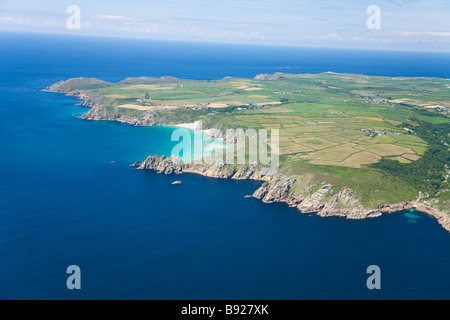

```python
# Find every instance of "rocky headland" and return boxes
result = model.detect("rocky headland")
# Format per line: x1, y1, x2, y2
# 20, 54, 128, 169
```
43, 78, 172, 127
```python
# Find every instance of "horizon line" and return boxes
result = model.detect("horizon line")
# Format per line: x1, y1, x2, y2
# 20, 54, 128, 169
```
2, 29, 450, 55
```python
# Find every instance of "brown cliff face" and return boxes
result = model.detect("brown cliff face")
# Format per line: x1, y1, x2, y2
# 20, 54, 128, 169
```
252, 177, 373, 218
135, 155, 450, 232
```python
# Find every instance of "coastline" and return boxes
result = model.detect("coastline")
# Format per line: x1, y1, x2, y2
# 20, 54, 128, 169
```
135, 154, 450, 233
43, 79, 450, 234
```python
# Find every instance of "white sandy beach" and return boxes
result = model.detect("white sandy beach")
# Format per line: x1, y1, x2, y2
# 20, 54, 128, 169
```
174, 121, 230, 162
175, 120, 202, 130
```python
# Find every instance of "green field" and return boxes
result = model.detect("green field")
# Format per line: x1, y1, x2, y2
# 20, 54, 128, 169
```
48, 73, 450, 209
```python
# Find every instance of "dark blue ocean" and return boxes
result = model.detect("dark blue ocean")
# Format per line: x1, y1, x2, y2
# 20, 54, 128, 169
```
0, 32, 449, 300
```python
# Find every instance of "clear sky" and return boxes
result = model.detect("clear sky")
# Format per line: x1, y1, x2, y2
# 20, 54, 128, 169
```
1, 0, 449, 52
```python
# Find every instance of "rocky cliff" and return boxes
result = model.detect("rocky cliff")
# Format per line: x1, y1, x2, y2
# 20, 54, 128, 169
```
43, 78, 111, 109
79, 106, 168, 126
135, 154, 450, 232
43, 79, 169, 127
137, 155, 272, 180
253, 176, 382, 219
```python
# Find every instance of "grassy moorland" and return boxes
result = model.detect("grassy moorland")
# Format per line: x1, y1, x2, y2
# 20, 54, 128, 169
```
47, 72, 450, 211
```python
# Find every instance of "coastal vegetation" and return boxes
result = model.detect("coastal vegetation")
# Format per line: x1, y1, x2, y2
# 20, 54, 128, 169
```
44, 72, 450, 216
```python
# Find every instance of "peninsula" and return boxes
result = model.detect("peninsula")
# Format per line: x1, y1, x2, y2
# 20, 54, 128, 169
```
44, 72, 450, 232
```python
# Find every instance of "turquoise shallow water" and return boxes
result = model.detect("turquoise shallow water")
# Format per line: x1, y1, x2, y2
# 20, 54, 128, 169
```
405, 213, 421, 220
0, 32, 449, 299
